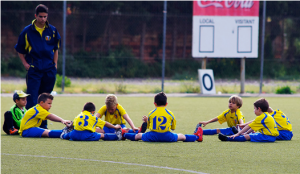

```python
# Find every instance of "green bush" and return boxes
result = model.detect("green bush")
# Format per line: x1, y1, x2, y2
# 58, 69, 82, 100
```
55, 74, 71, 87
275, 86, 293, 94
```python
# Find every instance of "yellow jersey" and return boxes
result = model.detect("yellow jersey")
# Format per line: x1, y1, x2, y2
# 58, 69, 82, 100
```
270, 109, 292, 131
73, 110, 106, 132
217, 109, 245, 127
19, 104, 50, 135
97, 104, 127, 125
249, 112, 279, 136
147, 106, 176, 133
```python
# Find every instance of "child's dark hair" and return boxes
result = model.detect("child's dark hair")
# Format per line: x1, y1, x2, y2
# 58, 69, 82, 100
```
38, 93, 53, 103
83, 102, 96, 112
35, 4, 48, 15
254, 98, 269, 112
154, 92, 167, 106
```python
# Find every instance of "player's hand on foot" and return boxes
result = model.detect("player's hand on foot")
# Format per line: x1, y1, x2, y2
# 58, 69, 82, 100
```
62, 120, 72, 126
199, 121, 208, 127
132, 127, 139, 132
115, 124, 122, 129
229, 134, 238, 139
142, 116, 148, 122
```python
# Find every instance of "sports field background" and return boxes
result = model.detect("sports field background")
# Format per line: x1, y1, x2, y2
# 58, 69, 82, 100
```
1, 95, 299, 173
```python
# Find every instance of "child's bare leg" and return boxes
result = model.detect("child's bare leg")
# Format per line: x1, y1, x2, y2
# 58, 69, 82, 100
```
41, 129, 50, 137
135, 133, 143, 140
244, 134, 251, 140
96, 127, 105, 133
177, 133, 186, 141
216, 129, 220, 133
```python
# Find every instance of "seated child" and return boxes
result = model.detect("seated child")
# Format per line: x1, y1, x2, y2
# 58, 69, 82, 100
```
19, 93, 72, 138
124, 92, 203, 142
60, 102, 124, 141
218, 98, 279, 142
196, 95, 244, 136
95, 94, 147, 134
3, 90, 29, 135
238, 107, 292, 141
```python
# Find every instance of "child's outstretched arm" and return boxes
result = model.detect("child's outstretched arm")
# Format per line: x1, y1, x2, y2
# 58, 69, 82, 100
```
46, 114, 72, 125
199, 117, 218, 127
123, 114, 138, 131
229, 125, 251, 139
95, 113, 101, 118
238, 120, 254, 129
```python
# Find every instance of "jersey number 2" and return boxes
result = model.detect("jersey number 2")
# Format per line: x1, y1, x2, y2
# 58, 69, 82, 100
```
152, 116, 167, 130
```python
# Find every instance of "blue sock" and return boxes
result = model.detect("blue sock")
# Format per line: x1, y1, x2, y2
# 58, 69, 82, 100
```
124, 133, 137, 141
62, 132, 71, 140
220, 128, 234, 136
128, 130, 139, 134
49, 130, 63, 138
227, 135, 247, 142
103, 133, 118, 141
203, 129, 217, 135
183, 134, 198, 142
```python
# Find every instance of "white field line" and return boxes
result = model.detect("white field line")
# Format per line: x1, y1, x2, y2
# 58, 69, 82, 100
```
2, 153, 208, 174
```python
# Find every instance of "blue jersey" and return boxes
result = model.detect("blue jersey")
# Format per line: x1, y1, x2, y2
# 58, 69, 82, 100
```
15, 20, 61, 71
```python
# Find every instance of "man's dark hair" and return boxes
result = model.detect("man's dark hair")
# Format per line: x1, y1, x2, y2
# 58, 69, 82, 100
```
154, 92, 167, 106
35, 4, 48, 15
83, 102, 96, 112
254, 98, 269, 112
38, 93, 53, 103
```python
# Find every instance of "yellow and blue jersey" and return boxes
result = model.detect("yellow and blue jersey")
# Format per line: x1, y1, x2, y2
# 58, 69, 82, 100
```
19, 104, 50, 135
270, 109, 292, 132
97, 104, 127, 125
217, 109, 245, 127
73, 111, 106, 132
14, 19, 61, 71
249, 112, 279, 136
147, 107, 176, 133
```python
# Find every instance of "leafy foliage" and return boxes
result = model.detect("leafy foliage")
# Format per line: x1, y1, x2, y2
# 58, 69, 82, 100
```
55, 74, 71, 87
275, 86, 294, 94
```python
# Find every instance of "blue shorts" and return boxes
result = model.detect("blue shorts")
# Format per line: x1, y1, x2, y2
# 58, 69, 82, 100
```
141, 131, 178, 142
249, 133, 276, 142
69, 130, 101, 141
276, 130, 293, 140
103, 124, 126, 133
21, 127, 46, 138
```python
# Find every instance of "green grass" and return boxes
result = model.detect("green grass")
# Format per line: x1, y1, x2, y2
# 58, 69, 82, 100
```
1, 96, 300, 174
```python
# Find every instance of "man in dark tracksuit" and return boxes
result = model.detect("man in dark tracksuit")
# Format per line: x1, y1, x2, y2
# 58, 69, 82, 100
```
15, 4, 61, 129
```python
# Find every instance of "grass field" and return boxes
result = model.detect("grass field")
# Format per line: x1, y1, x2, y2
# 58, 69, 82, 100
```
1, 96, 299, 174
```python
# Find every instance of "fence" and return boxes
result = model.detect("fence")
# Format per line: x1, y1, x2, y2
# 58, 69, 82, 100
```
1, 9, 300, 80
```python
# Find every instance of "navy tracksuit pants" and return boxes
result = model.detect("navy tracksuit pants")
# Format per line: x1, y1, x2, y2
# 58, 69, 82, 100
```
26, 66, 57, 129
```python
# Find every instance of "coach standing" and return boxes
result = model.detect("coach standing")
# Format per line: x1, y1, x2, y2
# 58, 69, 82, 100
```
15, 4, 61, 129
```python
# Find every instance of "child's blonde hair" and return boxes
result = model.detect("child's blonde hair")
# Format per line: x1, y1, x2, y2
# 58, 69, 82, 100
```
229, 95, 243, 108
105, 94, 118, 107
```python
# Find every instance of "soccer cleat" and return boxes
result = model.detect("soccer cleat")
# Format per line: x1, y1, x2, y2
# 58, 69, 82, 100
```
218, 133, 228, 141
138, 122, 147, 133
60, 126, 72, 139
115, 128, 123, 140
9, 128, 19, 135
194, 127, 203, 142
231, 126, 238, 134
194, 123, 202, 134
